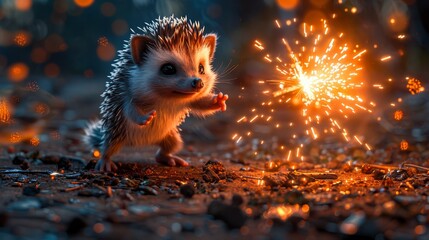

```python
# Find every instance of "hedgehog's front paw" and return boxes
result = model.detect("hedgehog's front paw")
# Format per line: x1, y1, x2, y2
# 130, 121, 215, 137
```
95, 159, 118, 172
213, 92, 228, 112
138, 110, 156, 126
156, 151, 189, 167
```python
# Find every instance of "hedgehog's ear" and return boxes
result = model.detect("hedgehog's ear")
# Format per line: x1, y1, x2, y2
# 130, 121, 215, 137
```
203, 34, 217, 61
131, 36, 155, 65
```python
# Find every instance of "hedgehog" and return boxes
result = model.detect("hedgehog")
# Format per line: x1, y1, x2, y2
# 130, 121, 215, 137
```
84, 16, 228, 171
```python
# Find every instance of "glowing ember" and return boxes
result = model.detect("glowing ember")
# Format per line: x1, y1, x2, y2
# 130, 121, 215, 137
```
406, 77, 424, 95
93, 150, 101, 158
97, 36, 109, 47
393, 110, 403, 121
0, 98, 11, 123
10, 132, 22, 143
400, 140, 408, 151
30, 136, 40, 146
234, 17, 375, 157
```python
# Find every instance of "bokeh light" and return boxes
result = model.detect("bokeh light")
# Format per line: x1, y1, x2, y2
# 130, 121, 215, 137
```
387, 11, 409, 32
15, 0, 33, 11
98, 36, 109, 47
393, 110, 403, 121
276, 0, 300, 10
31, 47, 48, 63
309, 0, 329, 8
406, 77, 424, 95
101, 2, 116, 17
303, 10, 326, 26
10, 132, 22, 143
30, 136, 40, 146
112, 19, 128, 36
74, 0, 94, 8
34, 103, 50, 116
0, 98, 11, 123
44, 63, 60, 78
97, 43, 116, 61
400, 140, 408, 151
8, 63, 29, 82
14, 31, 31, 47
44, 34, 67, 53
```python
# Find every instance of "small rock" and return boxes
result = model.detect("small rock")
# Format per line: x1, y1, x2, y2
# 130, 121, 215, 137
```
23, 185, 40, 196
12, 155, 26, 165
232, 194, 244, 206
20, 161, 30, 170
180, 183, 195, 198
386, 169, 409, 181
207, 200, 247, 229
66, 217, 87, 236
284, 190, 308, 205
139, 186, 158, 196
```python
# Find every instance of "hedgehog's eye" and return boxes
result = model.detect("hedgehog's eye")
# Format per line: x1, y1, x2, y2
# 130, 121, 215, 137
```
160, 63, 176, 75
198, 63, 205, 75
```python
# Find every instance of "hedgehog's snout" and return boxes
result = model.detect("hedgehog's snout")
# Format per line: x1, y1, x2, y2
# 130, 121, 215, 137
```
191, 78, 204, 90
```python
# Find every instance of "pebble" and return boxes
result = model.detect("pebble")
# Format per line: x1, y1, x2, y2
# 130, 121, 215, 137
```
180, 183, 195, 198
207, 200, 247, 229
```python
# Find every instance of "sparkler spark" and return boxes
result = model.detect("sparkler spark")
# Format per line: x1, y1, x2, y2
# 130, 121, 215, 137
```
233, 17, 376, 159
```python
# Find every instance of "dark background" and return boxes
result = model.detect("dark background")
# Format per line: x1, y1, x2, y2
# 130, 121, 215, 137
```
0, 0, 428, 148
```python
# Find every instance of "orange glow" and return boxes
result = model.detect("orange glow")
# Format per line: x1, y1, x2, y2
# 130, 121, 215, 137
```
10, 132, 22, 143
387, 12, 409, 32
31, 48, 48, 63
276, 0, 300, 10
234, 17, 375, 154
30, 136, 40, 146
97, 43, 116, 61
15, 0, 32, 11
303, 10, 326, 26
74, 0, 94, 8
93, 150, 101, 158
98, 36, 109, 47
8, 63, 29, 82
394, 110, 403, 121
34, 103, 49, 116
101, 2, 116, 17
0, 99, 11, 123
14, 31, 31, 46
44, 34, 67, 53
406, 77, 424, 95
310, 0, 329, 8
400, 140, 408, 151
93, 223, 105, 233
44, 63, 60, 78
112, 19, 128, 36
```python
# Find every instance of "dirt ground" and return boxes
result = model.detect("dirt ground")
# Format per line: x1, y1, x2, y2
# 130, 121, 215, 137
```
0, 138, 428, 240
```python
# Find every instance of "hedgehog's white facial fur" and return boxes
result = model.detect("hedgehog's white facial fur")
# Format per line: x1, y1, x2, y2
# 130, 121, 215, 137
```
129, 44, 216, 105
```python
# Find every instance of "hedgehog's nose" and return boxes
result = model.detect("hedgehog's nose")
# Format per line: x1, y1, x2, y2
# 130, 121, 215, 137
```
191, 78, 204, 90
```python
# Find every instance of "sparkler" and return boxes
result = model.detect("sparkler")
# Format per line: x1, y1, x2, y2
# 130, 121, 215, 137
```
233, 17, 376, 160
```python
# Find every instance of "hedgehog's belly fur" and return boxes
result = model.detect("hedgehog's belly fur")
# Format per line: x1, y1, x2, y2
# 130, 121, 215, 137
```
124, 110, 186, 146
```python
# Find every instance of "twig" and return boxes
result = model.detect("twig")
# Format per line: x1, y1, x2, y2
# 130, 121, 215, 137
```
401, 163, 429, 172
61, 185, 84, 192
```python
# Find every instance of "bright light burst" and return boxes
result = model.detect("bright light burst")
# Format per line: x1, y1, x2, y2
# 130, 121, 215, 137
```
233, 17, 376, 159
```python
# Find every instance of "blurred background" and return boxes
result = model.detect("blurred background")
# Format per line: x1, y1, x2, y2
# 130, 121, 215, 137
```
0, 0, 428, 154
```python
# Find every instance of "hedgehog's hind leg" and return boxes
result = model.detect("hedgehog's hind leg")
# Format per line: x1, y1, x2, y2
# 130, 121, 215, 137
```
156, 130, 189, 167
96, 140, 122, 172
